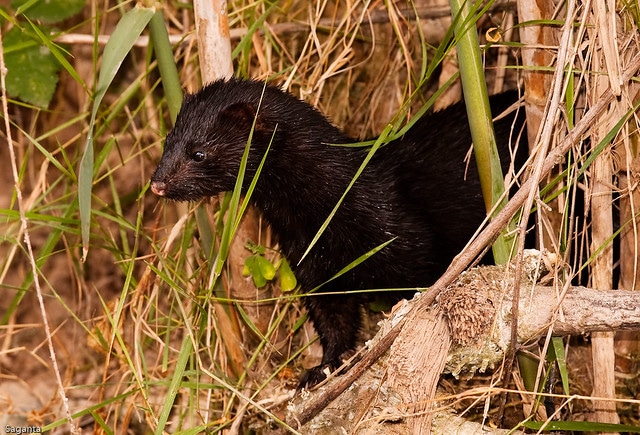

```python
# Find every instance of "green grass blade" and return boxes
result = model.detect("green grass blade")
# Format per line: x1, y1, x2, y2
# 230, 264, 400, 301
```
299, 123, 395, 264
231, 1, 278, 61
551, 337, 570, 395
41, 391, 137, 432
148, 10, 182, 123
155, 335, 192, 434
211, 84, 270, 288
234, 128, 275, 232
310, 237, 397, 293
26, 17, 86, 90
78, 4, 155, 261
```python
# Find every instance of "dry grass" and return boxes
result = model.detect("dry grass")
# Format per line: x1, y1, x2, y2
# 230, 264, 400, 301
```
0, 0, 639, 433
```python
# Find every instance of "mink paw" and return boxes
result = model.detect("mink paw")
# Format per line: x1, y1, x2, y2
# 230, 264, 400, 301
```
297, 363, 338, 391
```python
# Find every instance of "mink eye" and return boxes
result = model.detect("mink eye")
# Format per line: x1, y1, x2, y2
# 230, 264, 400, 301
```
192, 151, 206, 162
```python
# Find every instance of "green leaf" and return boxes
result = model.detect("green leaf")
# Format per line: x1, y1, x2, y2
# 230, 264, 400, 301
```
278, 258, 297, 292
255, 255, 276, 280
242, 263, 251, 277
252, 273, 267, 288
3, 26, 61, 107
12, 0, 85, 23
245, 256, 267, 288
78, 4, 155, 261
368, 298, 394, 312
449, 0, 515, 263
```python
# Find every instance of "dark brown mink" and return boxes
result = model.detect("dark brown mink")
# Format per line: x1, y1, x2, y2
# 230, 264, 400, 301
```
150, 78, 528, 389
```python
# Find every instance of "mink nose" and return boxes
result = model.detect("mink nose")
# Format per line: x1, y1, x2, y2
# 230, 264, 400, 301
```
150, 180, 167, 197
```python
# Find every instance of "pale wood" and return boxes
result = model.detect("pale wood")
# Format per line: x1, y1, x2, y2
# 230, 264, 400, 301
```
193, 0, 233, 82
386, 309, 451, 434
588, 1, 621, 428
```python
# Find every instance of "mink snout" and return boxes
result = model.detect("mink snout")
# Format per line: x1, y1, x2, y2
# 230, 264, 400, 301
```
150, 181, 167, 197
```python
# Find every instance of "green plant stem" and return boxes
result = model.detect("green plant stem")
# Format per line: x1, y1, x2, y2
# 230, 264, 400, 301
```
449, 0, 514, 264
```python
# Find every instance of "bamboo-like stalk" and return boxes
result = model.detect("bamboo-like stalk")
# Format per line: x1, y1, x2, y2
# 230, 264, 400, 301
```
449, 0, 514, 265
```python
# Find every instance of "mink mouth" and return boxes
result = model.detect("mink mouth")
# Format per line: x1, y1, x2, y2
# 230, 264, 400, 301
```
149, 179, 211, 202
149, 180, 168, 197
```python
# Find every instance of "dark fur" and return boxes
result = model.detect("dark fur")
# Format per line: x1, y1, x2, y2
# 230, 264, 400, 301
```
150, 78, 527, 388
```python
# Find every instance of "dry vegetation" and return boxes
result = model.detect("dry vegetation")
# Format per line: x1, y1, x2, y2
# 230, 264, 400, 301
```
1, 0, 639, 433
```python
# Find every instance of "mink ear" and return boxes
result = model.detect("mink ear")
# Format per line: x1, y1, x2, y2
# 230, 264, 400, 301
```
219, 102, 264, 131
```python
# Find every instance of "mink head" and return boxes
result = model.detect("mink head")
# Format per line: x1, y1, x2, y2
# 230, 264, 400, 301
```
150, 79, 289, 201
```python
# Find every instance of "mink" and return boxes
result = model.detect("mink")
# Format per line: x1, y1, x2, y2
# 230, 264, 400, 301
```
150, 78, 527, 388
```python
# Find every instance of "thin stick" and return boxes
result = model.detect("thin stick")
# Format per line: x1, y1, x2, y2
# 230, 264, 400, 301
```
53, 2, 518, 47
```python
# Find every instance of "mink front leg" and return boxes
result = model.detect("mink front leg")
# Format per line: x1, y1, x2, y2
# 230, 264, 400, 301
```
298, 294, 362, 389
